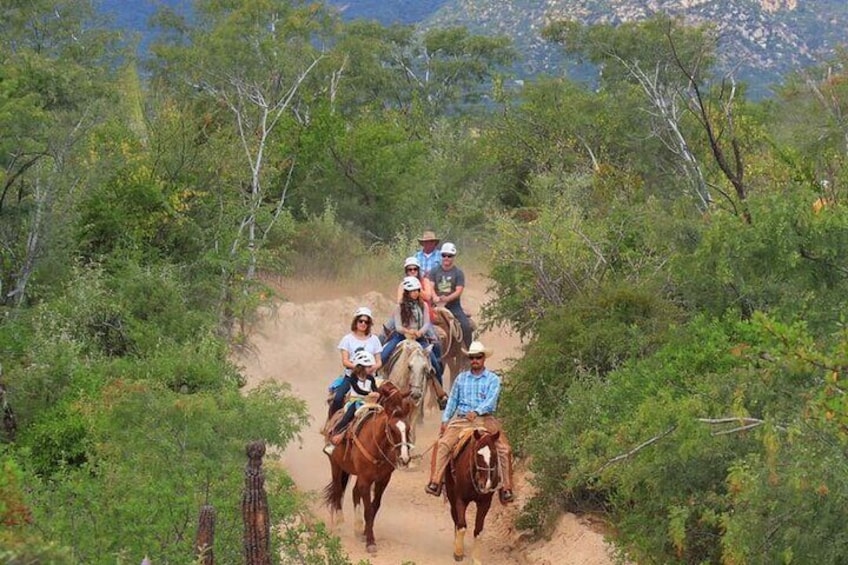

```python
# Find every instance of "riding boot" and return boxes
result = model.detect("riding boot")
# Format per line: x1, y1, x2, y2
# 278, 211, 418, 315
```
428, 375, 448, 409
498, 453, 514, 504
427, 439, 449, 495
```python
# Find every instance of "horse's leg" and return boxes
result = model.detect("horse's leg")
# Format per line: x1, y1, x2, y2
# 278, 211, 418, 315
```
418, 394, 426, 423
453, 498, 469, 561
471, 495, 493, 565
372, 472, 392, 515
351, 478, 364, 538
356, 478, 378, 553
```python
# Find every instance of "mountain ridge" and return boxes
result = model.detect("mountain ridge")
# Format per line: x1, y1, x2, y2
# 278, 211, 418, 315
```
422, 0, 848, 96
97, 1, 848, 98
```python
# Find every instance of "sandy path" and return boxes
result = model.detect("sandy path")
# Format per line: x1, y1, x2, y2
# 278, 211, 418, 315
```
235, 274, 618, 564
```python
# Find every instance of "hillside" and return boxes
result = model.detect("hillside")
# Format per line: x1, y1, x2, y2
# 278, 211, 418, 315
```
97, 0, 848, 97
423, 0, 848, 97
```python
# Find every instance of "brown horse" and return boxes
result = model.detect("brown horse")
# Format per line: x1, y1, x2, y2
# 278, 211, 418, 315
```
322, 381, 414, 553
433, 307, 470, 391
444, 428, 501, 564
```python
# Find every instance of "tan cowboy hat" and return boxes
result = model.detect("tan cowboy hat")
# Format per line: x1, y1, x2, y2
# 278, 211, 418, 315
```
418, 230, 440, 243
462, 341, 492, 358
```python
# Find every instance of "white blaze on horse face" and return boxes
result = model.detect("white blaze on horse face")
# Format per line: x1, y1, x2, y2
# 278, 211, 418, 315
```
478, 445, 493, 490
407, 347, 429, 398
396, 420, 410, 464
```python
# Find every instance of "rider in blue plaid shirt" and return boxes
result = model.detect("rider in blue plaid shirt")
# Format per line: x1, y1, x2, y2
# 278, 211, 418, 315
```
425, 341, 515, 504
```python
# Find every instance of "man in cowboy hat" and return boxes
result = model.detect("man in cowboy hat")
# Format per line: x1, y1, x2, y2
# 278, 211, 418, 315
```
415, 230, 442, 277
425, 340, 515, 504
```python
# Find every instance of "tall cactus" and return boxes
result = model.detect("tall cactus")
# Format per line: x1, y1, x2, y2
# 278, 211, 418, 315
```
195, 503, 216, 564
242, 441, 271, 565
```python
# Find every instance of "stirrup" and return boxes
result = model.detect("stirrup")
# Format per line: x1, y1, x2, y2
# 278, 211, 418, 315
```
323, 443, 335, 456
425, 482, 442, 497
437, 395, 448, 410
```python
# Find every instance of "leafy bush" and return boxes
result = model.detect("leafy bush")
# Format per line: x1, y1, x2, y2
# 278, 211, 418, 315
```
500, 281, 683, 450
27, 380, 309, 562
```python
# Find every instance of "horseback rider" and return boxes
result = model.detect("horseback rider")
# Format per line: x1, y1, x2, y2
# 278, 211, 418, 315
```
415, 230, 442, 278
425, 341, 515, 504
327, 306, 383, 421
396, 256, 436, 318
323, 350, 380, 456
429, 242, 473, 349
381, 276, 447, 405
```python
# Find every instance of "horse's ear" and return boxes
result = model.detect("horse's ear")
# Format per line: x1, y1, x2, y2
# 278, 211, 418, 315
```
474, 429, 483, 440
491, 430, 500, 443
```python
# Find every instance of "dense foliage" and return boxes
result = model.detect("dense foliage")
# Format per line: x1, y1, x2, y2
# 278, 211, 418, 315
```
3, 2, 848, 563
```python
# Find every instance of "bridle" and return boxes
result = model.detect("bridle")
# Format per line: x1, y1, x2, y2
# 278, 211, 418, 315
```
348, 391, 414, 469
470, 439, 501, 495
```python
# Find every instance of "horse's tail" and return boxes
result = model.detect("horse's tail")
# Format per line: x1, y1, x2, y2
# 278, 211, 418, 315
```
322, 469, 350, 508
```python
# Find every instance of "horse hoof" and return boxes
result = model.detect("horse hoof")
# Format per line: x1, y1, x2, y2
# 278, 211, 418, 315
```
366, 544, 378, 554
453, 554, 464, 562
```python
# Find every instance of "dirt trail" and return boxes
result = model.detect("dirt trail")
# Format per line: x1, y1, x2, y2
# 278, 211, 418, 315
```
235, 273, 618, 564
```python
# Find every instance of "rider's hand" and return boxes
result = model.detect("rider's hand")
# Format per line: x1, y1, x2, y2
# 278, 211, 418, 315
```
466, 411, 477, 421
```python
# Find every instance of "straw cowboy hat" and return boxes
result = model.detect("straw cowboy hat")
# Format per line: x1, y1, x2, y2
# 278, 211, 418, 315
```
418, 230, 440, 243
462, 341, 493, 358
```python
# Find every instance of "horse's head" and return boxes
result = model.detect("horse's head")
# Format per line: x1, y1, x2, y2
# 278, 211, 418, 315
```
374, 380, 414, 465
406, 340, 431, 401
471, 429, 501, 494
376, 381, 404, 413
390, 339, 431, 401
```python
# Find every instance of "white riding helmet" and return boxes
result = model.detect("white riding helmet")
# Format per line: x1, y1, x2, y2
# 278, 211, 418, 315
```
353, 306, 373, 320
352, 350, 376, 367
440, 242, 457, 256
403, 256, 421, 269
402, 276, 422, 291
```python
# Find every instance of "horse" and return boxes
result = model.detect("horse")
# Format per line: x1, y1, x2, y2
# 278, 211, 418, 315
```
383, 338, 444, 438
444, 428, 501, 564
322, 381, 414, 553
433, 306, 471, 391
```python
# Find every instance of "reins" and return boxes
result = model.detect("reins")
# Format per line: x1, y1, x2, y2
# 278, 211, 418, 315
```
450, 435, 501, 495
349, 411, 413, 470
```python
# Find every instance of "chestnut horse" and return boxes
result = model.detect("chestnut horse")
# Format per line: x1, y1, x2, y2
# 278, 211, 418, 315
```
322, 381, 414, 553
444, 428, 501, 564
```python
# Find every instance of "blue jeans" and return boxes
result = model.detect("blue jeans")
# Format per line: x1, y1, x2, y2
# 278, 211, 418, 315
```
328, 376, 351, 419
381, 333, 444, 386
332, 400, 362, 434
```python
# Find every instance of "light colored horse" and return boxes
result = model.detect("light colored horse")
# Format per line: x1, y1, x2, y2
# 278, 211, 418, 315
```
384, 338, 439, 439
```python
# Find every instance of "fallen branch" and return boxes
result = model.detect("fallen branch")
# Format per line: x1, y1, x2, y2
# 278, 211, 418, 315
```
597, 426, 676, 474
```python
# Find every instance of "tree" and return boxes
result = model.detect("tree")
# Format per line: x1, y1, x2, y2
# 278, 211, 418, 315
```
149, 0, 338, 283
545, 15, 756, 221
0, 0, 122, 306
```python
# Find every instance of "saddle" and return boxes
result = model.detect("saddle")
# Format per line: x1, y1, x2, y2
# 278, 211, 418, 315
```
433, 307, 463, 350
323, 401, 383, 441
450, 426, 489, 459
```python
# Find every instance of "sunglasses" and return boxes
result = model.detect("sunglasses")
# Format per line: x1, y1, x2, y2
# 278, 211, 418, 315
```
468, 354, 484, 360
356, 318, 372, 324
441, 254, 455, 258
406, 267, 419, 271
